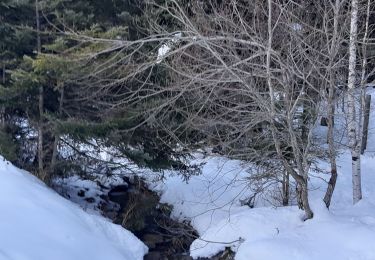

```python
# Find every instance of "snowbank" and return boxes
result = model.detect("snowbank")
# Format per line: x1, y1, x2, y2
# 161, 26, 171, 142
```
147, 89, 375, 259
50, 88, 375, 259
151, 152, 375, 260
0, 157, 147, 260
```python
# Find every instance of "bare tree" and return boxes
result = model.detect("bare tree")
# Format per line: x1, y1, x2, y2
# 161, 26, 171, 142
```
322, 0, 349, 208
120, 0, 325, 219
347, 0, 362, 204
58, 0, 375, 216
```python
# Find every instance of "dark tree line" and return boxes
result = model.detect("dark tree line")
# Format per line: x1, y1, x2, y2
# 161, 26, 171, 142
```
0, 0, 194, 183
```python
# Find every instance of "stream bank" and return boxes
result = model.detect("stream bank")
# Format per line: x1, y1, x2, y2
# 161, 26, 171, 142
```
108, 176, 196, 260
54, 174, 235, 260
108, 176, 235, 260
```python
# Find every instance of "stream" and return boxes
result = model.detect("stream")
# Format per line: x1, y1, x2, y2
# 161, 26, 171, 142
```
55, 174, 234, 260
108, 176, 196, 260
107, 176, 235, 260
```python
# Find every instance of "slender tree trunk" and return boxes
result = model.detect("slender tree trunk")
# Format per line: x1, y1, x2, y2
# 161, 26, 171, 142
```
359, 0, 371, 155
347, 0, 362, 204
324, 96, 338, 208
361, 95, 371, 154
294, 173, 313, 220
282, 171, 289, 206
323, 0, 340, 209
266, 0, 312, 218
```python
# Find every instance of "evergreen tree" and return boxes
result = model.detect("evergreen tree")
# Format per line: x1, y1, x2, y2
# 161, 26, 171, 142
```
0, 0, 193, 181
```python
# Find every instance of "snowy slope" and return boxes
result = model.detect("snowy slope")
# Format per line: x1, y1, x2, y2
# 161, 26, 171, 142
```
0, 157, 147, 260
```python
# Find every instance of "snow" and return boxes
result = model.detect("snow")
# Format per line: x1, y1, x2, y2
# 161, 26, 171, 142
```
55, 131, 375, 259
156, 32, 182, 63
44, 88, 375, 259
291, 23, 303, 31
157, 44, 172, 63
0, 157, 147, 260
143, 89, 375, 259
145, 150, 375, 260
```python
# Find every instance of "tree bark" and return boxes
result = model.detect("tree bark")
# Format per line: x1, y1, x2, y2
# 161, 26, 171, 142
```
347, 0, 362, 204
324, 84, 338, 208
361, 95, 371, 154
359, 0, 371, 155
265, 0, 312, 218
323, 0, 340, 208
282, 171, 289, 206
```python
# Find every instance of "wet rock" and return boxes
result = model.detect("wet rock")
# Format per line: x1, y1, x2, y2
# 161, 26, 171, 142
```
198, 248, 235, 260
142, 233, 165, 249
144, 251, 167, 260
108, 185, 129, 207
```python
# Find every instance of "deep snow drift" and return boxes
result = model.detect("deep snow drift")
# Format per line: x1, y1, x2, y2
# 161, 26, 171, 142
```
0, 157, 147, 260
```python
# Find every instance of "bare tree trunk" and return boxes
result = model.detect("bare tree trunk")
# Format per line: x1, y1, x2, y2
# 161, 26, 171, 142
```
324, 84, 338, 208
359, 0, 371, 155
294, 172, 313, 219
347, 0, 362, 204
324, 91, 338, 207
265, 0, 312, 218
323, 0, 341, 209
282, 171, 289, 206
361, 95, 371, 154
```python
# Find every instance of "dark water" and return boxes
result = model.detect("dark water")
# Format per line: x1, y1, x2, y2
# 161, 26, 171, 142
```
108, 177, 196, 260
107, 176, 235, 260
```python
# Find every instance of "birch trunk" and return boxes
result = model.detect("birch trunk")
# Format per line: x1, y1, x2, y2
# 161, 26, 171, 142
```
347, 0, 362, 204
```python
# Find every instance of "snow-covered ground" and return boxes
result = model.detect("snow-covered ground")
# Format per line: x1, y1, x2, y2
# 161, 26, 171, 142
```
145, 90, 375, 259
0, 157, 147, 260
148, 151, 375, 260
50, 88, 375, 260
52, 148, 375, 260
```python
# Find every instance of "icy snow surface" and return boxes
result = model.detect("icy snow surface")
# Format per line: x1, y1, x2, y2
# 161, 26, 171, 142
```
0, 157, 147, 260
